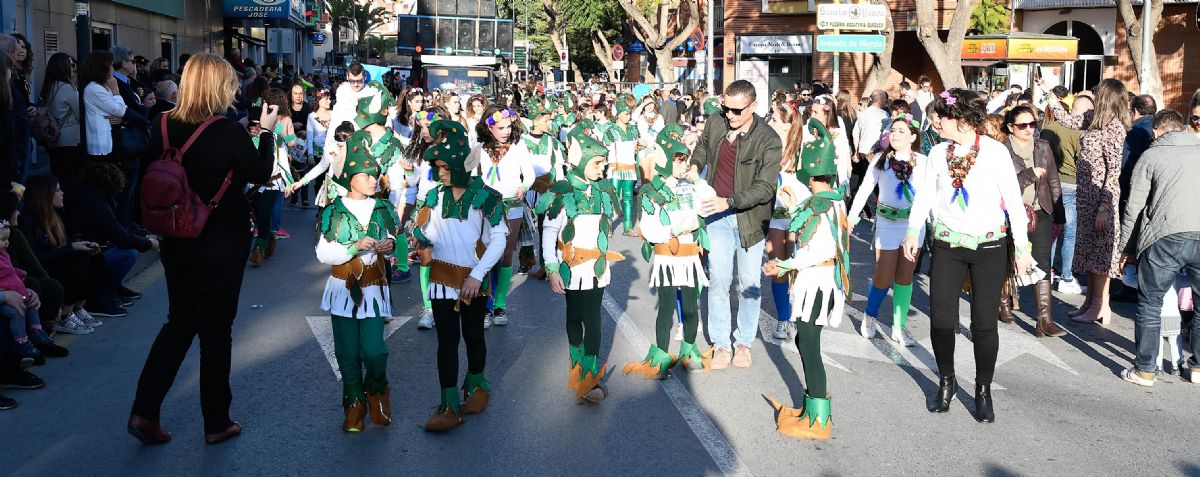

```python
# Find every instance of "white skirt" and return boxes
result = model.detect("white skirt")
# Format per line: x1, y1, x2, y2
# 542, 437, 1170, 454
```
649, 256, 709, 289
789, 266, 845, 328
321, 278, 392, 319
873, 216, 922, 250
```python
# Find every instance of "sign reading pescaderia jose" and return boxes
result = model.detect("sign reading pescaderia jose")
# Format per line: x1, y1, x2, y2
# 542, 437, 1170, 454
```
224, 0, 291, 19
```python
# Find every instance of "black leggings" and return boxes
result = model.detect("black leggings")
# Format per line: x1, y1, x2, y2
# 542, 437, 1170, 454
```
928, 239, 1007, 385
657, 286, 698, 349
431, 298, 487, 388
565, 287, 604, 356
1030, 210, 1053, 278
794, 320, 826, 397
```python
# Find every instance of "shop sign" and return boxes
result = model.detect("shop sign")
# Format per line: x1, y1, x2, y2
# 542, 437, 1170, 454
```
738, 34, 813, 55
1006, 38, 1078, 62
816, 4, 888, 31
961, 38, 1007, 60
224, 0, 292, 19
815, 34, 885, 53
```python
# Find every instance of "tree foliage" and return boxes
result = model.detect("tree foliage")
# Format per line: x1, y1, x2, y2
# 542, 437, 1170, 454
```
323, 0, 355, 54
969, 0, 1011, 35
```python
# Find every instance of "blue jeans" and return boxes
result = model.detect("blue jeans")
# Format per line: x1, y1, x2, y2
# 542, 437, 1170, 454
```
1133, 232, 1200, 372
99, 247, 139, 300
705, 212, 765, 350
1052, 183, 1078, 282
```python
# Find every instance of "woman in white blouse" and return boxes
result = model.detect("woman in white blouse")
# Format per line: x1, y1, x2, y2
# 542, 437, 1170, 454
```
903, 88, 1033, 424
80, 50, 128, 162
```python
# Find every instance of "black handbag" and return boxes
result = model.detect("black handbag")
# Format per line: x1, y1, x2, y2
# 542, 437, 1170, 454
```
118, 124, 150, 159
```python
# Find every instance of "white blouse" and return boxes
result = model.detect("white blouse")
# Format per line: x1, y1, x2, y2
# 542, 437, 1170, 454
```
471, 141, 535, 200
848, 151, 932, 218
83, 82, 127, 155
418, 187, 510, 300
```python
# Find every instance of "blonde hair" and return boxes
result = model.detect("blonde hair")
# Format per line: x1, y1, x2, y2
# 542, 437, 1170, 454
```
170, 53, 238, 124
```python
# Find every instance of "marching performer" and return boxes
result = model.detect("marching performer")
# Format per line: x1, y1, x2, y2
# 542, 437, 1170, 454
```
520, 102, 567, 279
535, 131, 623, 402
604, 98, 642, 237
315, 131, 400, 432
411, 120, 509, 432
765, 119, 851, 440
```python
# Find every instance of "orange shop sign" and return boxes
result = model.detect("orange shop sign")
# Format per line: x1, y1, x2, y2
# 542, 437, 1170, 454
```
961, 39, 1007, 60
1006, 38, 1078, 61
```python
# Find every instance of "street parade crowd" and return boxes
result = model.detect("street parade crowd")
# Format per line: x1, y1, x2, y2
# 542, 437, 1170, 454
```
1, 41, 1199, 446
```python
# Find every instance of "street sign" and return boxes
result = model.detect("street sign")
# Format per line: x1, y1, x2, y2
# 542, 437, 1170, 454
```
613, 60, 624, 70
627, 41, 646, 53
815, 34, 886, 53
690, 27, 706, 51
816, 4, 888, 31
612, 44, 625, 61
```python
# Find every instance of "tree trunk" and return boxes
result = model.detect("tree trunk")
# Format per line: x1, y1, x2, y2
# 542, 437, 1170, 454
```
617, 0, 699, 86
543, 0, 569, 81
591, 32, 617, 81
1116, 0, 1164, 104
861, 0, 895, 95
915, 0, 978, 90
653, 49, 676, 84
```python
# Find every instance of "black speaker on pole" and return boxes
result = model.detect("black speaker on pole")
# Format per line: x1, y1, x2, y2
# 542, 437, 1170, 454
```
417, 17, 436, 50
477, 21, 495, 52
479, 0, 497, 17
438, 0, 456, 15
458, 0, 478, 16
496, 22, 512, 53
458, 19, 476, 53
437, 18, 457, 51
417, 0, 437, 16
397, 17, 419, 51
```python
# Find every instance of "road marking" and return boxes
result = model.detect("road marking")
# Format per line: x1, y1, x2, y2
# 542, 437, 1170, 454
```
602, 293, 754, 477
306, 316, 412, 381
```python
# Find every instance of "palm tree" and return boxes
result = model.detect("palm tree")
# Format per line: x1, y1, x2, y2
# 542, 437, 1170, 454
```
324, 0, 356, 54
352, 4, 392, 59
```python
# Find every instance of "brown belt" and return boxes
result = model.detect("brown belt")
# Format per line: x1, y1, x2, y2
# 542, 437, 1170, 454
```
653, 237, 702, 257
814, 259, 836, 267
428, 259, 487, 294
613, 164, 638, 171
330, 257, 388, 303
558, 240, 625, 268
531, 173, 554, 193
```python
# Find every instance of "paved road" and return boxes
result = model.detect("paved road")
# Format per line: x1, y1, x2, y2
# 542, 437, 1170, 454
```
2, 207, 1198, 476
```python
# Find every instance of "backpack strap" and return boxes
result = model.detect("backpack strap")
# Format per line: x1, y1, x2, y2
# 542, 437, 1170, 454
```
180, 116, 224, 155
162, 115, 234, 208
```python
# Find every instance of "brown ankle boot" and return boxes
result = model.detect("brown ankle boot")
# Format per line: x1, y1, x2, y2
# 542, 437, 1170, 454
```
998, 287, 1015, 324
1034, 280, 1067, 337
343, 398, 366, 432
366, 387, 392, 426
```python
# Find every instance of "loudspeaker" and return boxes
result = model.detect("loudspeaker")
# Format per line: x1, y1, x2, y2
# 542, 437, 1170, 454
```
458, 0, 478, 16
418, 0, 437, 15
458, 19, 476, 52
418, 17, 436, 50
438, 0, 456, 15
477, 21, 495, 52
437, 18, 457, 50
479, 0, 497, 17
397, 16, 418, 51
496, 22, 512, 53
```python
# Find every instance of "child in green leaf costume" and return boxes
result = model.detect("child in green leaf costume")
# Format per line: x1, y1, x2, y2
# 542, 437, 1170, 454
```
315, 130, 401, 433
535, 130, 623, 403
763, 118, 850, 441
517, 103, 567, 278
604, 98, 642, 236
622, 134, 716, 379
411, 120, 509, 432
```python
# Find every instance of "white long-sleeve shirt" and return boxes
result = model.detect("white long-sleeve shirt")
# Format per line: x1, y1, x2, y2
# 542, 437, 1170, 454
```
543, 211, 612, 290
83, 82, 127, 155
471, 142, 535, 200
852, 106, 888, 156
305, 112, 330, 156
315, 197, 396, 318
906, 136, 1030, 246
418, 188, 510, 300
321, 82, 378, 162
847, 151, 931, 219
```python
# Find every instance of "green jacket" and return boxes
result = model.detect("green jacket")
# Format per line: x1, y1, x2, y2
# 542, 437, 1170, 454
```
689, 113, 781, 247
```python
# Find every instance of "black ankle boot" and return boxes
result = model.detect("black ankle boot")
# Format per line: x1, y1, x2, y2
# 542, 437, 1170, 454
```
929, 375, 956, 413
974, 383, 994, 423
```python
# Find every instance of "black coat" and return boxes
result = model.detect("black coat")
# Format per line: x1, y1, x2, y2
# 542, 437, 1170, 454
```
61, 182, 154, 252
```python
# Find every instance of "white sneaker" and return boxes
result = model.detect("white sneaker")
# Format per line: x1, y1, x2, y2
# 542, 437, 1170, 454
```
772, 321, 791, 340
860, 315, 877, 339
53, 314, 94, 335
1056, 279, 1084, 295
483, 311, 492, 330
75, 309, 102, 328
1121, 367, 1155, 387
491, 308, 509, 326
673, 323, 684, 341
891, 327, 916, 347
417, 309, 434, 330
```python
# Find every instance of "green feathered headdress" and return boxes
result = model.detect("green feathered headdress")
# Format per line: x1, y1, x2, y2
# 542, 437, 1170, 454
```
797, 118, 837, 185
354, 82, 394, 128
334, 130, 384, 190
657, 124, 686, 142
425, 120, 472, 187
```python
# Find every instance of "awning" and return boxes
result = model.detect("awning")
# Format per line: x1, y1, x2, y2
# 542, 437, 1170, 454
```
961, 60, 1004, 68
961, 33, 1079, 62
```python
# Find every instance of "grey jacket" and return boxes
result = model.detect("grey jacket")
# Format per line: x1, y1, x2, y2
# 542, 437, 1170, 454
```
689, 112, 781, 247
1118, 131, 1200, 256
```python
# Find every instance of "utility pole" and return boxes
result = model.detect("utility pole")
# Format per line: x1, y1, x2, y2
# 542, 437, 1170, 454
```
74, 0, 92, 59
705, 0, 713, 93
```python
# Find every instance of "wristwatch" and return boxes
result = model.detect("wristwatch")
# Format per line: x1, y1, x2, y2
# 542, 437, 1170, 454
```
726, 197, 735, 209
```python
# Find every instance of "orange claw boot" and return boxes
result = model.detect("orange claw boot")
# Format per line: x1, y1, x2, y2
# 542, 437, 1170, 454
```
343, 397, 367, 432
622, 344, 676, 380
366, 386, 392, 426
566, 344, 584, 391
575, 355, 608, 402
462, 373, 491, 415
677, 342, 709, 373
424, 388, 465, 432
775, 395, 832, 440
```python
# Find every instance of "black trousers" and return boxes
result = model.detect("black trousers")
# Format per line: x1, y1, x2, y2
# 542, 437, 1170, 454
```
565, 287, 604, 356
131, 229, 250, 433
431, 298, 488, 388
928, 239, 1007, 385
40, 252, 106, 304
1029, 210, 1053, 277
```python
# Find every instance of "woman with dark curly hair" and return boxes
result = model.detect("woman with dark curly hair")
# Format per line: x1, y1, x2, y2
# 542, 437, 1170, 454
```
903, 88, 1033, 423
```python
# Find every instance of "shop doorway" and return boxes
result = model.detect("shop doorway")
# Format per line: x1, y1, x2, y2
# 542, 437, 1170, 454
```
1044, 20, 1103, 93
768, 55, 811, 97
91, 24, 113, 51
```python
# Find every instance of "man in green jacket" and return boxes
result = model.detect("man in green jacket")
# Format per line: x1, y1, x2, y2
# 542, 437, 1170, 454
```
689, 80, 781, 370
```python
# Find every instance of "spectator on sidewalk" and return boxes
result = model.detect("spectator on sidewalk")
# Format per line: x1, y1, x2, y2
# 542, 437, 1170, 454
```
1121, 94, 1157, 215
850, 90, 888, 216
40, 53, 85, 182
0, 188, 68, 337
1041, 91, 1093, 295
1118, 109, 1200, 386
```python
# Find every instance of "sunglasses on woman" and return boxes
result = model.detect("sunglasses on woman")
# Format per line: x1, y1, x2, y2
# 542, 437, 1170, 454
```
1011, 121, 1038, 131
1191, 115, 1200, 123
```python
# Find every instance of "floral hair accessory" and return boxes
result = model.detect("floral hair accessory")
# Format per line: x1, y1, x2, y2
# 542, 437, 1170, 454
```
315, 88, 331, 98
407, 88, 425, 96
0, 219, 8, 228
486, 109, 516, 126
414, 111, 441, 122
892, 111, 919, 129
939, 90, 956, 106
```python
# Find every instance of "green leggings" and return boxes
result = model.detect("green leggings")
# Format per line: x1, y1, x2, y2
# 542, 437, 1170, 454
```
617, 179, 636, 233
252, 190, 280, 254
565, 287, 604, 356
657, 286, 698, 350
331, 315, 388, 404
794, 320, 826, 397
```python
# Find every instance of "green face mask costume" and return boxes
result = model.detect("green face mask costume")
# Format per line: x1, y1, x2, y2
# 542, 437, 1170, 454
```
354, 81, 394, 128
702, 98, 722, 117
425, 120, 473, 188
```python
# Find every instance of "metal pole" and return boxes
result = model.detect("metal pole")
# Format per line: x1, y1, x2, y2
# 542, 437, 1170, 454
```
1140, 0, 1151, 92
706, 0, 713, 93
75, 0, 92, 59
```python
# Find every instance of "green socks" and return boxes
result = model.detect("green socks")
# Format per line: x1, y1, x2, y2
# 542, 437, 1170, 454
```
892, 283, 913, 330
494, 266, 514, 310
439, 387, 461, 414
420, 265, 431, 310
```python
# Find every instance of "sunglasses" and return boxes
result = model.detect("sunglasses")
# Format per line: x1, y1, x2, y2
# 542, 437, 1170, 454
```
721, 104, 751, 116
1191, 115, 1200, 123
1011, 121, 1038, 131
346, 79, 364, 85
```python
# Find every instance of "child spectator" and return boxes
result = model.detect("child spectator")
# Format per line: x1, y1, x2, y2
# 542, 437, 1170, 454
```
0, 222, 68, 366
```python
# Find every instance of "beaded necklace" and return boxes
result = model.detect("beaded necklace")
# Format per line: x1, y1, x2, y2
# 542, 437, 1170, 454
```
945, 134, 979, 210
887, 151, 915, 202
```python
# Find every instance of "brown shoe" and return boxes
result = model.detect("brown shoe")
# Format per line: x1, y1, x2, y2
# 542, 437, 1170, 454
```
249, 249, 265, 266
463, 388, 490, 415
366, 387, 392, 426
424, 406, 465, 432
266, 236, 277, 258
998, 287, 1015, 324
343, 398, 366, 432
127, 414, 172, 445
731, 345, 753, 368
204, 421, 242, 445
709, 348, 732, 370
1034, 280, 1067, 337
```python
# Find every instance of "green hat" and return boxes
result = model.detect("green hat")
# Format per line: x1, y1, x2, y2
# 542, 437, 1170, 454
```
797, 118, 838, 185
702, 98, 721, 116
526, 102, 550, 121
334, 130, 384, 190
354, 81, 394, 128
613, 99, 632, 116
650, 135, 689, 177
566, 133, 608, 179
425, 120, 472, 187
569, 119, 596, 144
657, 125, 686, 143
562, 92, 577, 110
